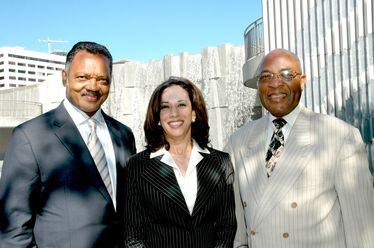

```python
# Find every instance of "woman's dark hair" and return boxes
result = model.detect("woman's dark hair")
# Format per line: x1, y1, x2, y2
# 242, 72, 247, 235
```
144, 76, 210, 152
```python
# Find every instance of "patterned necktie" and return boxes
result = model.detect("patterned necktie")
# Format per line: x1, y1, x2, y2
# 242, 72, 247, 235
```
87, 119, 113, 198
265, 118, 287, 177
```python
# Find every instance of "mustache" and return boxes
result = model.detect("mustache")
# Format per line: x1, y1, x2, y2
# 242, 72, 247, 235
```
81, 90, 102, 97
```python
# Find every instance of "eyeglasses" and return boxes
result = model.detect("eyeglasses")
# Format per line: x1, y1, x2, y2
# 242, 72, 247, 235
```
257, 69, 301, 84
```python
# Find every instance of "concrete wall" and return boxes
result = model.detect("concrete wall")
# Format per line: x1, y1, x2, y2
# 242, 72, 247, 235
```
0, 43, 258, 152
106, 44, 257, 150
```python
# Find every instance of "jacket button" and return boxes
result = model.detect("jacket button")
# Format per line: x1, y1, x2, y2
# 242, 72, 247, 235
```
283, 232, 289, 238
243, 201, 247, 207
291, 202, 298, 208
250, 230, 256, 236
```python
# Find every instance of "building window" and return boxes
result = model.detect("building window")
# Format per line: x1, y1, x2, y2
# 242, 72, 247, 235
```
9, 54, 25, 59
37, 65, 45, 69
18, 77, 26, 81
47, 66, 53, 70
38, 79, 44, 82
28, 64, 35, 67
9, 61, 15, 65
0, 76, 4, 80
0, 61, 3, 65
9, 53, 65, 65
37, 72, 45, 76
10, 83, 17, 87
29, 78, 36, 82
9, 76, 16, 80
0, 69, 3, 73
9, 69, 16, 72
55, 68, 62, 71
0, 84, 5, 87
28, 71, 36, 75
0, 54, 3, 58
17, 62, 26, 66
18, 70, 26, 73
19, 84, 26, 87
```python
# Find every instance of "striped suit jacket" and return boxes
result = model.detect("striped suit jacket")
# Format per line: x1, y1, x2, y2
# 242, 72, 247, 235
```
123, 148, 237, 248
225, 107, 374, 248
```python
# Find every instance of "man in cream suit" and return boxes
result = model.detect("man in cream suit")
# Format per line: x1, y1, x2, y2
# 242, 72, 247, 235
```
225, 49, 374, 248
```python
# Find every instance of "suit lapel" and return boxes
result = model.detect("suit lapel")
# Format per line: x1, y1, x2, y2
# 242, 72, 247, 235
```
102, 111, 126, 212
192, 152, 221, 217
239, 117, 268, 210
103, 113, 124, 170
253, 108, 314, 226
103, 113, 124, 211
53, 104, 113, 205
142, 155, 190, 215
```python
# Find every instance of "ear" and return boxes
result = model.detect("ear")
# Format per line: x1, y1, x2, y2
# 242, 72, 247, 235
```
299, 74, 307, 90
62, 69, 67, 87
192, 110, 196, 122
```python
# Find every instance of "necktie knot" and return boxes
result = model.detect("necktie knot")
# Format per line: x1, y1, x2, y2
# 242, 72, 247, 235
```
88, 119, 97, 133
273, 118, 287, 130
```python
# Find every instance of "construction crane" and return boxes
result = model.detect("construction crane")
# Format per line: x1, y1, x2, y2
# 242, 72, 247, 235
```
38, 37, 68, 53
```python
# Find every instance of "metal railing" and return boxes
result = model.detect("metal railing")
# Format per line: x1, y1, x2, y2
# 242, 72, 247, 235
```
244, 17, 264, 60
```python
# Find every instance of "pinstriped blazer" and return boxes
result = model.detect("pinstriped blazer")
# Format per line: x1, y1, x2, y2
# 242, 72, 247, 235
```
123, 148, 237, 248
225, 107, 374, 248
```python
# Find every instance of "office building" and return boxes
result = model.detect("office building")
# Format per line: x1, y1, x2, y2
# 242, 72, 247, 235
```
0, 46, 66, 89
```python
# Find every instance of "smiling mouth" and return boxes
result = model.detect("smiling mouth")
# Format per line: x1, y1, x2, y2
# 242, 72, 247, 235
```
168, 120, 184, 128
82, 93, 101, 101
268, 93, 287, 101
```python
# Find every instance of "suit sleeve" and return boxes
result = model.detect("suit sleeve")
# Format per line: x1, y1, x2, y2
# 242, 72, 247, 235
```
224, 140, 249, 248
213, 152, 238, 248
123, 156, 148, 248
0, 126, 40, 247
335, 127, 374, 248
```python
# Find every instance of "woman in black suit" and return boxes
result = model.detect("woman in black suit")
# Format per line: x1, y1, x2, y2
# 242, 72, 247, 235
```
123, 76, 236, 247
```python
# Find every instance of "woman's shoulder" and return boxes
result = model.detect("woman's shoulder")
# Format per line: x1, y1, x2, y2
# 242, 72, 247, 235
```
206, 147, 230, 159
130, 149, 150, 158
127, 149, 151, 167
206, 147, 234, 180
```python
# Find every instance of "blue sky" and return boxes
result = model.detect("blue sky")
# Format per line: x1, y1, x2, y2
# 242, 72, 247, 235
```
0, 0, 262, 62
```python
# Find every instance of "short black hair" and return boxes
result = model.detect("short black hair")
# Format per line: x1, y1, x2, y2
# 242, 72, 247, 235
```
65, 41, 113, 75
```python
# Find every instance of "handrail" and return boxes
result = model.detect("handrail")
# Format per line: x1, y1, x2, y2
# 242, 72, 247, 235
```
244, 17, 264, 60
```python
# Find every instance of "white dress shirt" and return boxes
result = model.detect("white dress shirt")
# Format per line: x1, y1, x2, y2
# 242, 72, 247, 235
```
63, 98, 117, 209
150, 139, 210, 215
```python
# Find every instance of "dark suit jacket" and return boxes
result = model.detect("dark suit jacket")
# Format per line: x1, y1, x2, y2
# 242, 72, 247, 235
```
123, 148, 237, 248
0, 103, 136, 248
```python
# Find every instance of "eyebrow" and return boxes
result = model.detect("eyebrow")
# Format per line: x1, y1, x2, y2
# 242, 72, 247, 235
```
260, 68, 294, 73
161, 99, 187, 102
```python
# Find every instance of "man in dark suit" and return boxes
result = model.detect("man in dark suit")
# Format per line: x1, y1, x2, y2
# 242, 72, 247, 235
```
0, 41, 136, 247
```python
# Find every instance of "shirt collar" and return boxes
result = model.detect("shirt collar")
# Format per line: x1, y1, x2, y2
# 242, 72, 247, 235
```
63, 97, 105, 126
268, 103, 302, 129
150, 139, 210, 159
